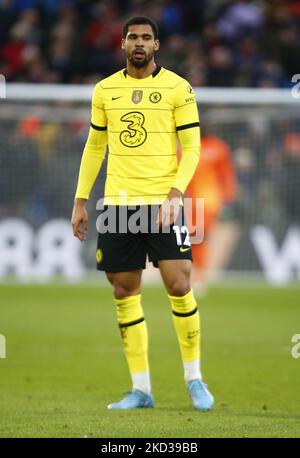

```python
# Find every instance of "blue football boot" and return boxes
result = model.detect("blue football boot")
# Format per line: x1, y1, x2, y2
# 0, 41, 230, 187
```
187, 379, 214, 411
107, 389, 154, 410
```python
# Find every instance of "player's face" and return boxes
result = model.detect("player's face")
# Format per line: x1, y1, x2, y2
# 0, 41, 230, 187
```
122, 24, 160, 68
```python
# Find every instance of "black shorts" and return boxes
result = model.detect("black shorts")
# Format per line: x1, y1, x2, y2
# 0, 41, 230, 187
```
96, 205, 192, 272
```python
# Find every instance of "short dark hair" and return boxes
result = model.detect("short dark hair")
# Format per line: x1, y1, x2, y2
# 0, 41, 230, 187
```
123, 16, 159, 40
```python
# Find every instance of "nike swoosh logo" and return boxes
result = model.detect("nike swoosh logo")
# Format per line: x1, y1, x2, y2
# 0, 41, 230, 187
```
180, 247, 191, 252
112, 96, 122, 100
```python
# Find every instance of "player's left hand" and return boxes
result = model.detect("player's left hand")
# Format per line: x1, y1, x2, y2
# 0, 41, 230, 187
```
156, 187, 182, 227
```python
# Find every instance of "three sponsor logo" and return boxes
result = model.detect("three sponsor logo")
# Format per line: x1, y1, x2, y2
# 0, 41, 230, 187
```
119, 111, 147, 147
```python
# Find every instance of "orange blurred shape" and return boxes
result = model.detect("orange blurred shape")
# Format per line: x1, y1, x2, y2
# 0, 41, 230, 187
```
19, 116, 42, 136
284, 133, 300, 156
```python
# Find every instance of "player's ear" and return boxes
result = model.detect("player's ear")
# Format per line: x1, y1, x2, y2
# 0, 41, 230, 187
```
154, 39, 160, 51
121, 38, 125, 50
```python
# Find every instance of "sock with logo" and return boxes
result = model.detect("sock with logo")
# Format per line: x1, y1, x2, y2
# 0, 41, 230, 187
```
114, 294, 151, 394
168, 289, 202, 383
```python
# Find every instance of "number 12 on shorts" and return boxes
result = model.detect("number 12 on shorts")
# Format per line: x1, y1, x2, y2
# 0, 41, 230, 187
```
173, 225, 191, 246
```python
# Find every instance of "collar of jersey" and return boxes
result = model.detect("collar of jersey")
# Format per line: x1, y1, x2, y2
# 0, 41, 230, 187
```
123, 66, 162, 81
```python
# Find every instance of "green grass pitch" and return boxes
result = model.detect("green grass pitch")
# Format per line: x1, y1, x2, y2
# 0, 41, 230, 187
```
0, 283, 300, 438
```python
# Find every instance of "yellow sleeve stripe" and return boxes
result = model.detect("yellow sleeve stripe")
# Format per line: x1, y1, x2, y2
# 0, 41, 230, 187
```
90, 122, 107, 131
176, 122, 200, 131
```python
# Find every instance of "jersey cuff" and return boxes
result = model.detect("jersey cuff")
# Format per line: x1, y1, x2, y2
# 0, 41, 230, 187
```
176, 122, 200, 131
90, 122, 107, 131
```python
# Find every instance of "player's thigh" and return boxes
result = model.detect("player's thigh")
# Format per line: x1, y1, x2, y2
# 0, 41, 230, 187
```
158, 259, 192, 296
146, 206, 192, 266
106, 269, 143, 299
97, 231, 146, 272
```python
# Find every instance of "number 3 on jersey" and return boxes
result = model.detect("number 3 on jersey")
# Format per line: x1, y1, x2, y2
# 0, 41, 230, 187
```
120, 111, 147, 147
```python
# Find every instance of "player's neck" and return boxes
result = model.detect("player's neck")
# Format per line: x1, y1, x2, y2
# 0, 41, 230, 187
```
126, 60, 157, 79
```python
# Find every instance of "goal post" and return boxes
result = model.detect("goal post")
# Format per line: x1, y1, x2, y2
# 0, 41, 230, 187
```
0, 84, 299, 284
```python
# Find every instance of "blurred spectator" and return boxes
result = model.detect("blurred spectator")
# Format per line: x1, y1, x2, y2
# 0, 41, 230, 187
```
217, 0, 263, 41
207, 45, 235, 86
0, 0, 298, 86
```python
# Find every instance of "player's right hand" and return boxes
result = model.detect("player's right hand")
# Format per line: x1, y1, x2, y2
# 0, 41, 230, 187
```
71, 199, 88, 241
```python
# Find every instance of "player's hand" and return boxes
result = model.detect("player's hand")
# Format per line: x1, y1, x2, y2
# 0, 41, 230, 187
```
71, 198, 88, 241
156, 188, 182, 227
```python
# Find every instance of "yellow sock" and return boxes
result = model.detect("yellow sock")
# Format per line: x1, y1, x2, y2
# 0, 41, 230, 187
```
168, 289, 201, 373
114, 294, 149, 377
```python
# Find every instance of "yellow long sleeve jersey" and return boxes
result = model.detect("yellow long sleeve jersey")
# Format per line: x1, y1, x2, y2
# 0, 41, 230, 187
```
75, 66, 200, 205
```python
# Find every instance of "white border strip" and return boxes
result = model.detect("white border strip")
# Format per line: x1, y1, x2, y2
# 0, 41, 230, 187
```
4, 84, 298, 104
195, 87, 298, 105
6, 84, 93, 102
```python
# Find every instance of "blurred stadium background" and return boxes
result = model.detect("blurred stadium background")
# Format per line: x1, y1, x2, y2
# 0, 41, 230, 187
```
0, 0, 300, 285
0, 0, 300, 438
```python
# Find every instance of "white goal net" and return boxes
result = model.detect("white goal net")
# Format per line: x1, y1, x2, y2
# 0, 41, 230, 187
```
0, 85, 299, 284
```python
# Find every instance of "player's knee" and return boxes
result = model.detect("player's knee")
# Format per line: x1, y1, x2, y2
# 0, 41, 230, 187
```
113, 284, 140, 299
167, 279, 190, 297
